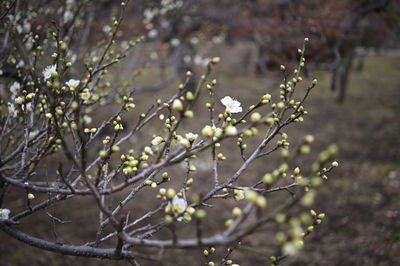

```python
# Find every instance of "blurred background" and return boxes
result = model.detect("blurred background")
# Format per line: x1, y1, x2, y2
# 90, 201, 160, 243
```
1, 0, 399, 265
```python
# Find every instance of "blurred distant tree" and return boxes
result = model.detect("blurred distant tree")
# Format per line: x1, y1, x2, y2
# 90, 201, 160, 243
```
130, 0, 397, 101
237, 0, 395, 102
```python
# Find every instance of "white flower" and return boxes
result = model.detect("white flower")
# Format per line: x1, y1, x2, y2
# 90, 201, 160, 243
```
169, 195, 187, 215
66, 79, 80, 89
194, 55, 203, 66
170, 38, 180, 47
66, 0, 75, 8
80, 90, 91, 100
83, 115, 92, 124
148, 29, 158, 39
151, 136, 164, 146
150, 52, 158, 60
23, 102, 32, 112
17, 60, 25, 67
42, 64, 57, 81
9, 81, 20, 96
143, 9, 155, 21
0, 208, 10, 219
29, 130, 39, 140
221, 96, 242, 113
63, 10, 73, 23
183, 55, 191, 64
8, 102, 17, 116
282, 242, 301, 256
185, 133, 198, 142
14, 96, 24, 105
190, 37, 199, 45
102, 25, 111, 33
234, 189, 245, 201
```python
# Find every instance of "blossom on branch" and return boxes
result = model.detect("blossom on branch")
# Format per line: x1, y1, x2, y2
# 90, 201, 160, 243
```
66, 79, 80, 89
42, 64, 57, 81
221, 96, 242, 113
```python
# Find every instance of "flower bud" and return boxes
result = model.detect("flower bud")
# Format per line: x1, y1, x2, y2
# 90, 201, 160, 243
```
99, 150, 107, 158
250, 112, 261, 123
211, 57, 220, 64
195, 209, 206, 219
232, 207, 242, 217
111, 145, 120, 152
166, 188, 176, 199
165, 215, 174, 224
172, 99, 183, 112
201, 125, 214, 138
225, 126, 237, 136
262, 173, 274, 185
225, 219, 234, 227
180, 138, 190, 148
186, 91, 194, 101
312, 79, 318, 86
256, 196, 267, 208
304, 134, 314, 144
184, 110, 193, 118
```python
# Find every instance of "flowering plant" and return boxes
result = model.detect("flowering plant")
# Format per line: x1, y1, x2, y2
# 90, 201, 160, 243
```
0, 1, 338, 265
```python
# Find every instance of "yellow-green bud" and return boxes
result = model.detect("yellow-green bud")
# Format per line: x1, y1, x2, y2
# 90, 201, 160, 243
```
262, 173, 274, 185
225, 219, 234, 227
186, 91, 194, 101
256, 196, 267, 208
232, 207, 242, 217
99, 150, 107, 158
195, 209, 206, 219
211, 57, 220, 64
111, 145, 120, 152
250, 112, 261, 123
312, 79, 318, 86
299, 145, 311, 155
165, 215, 174, 224
201, 125, 214, 138
304, 134, 314, 144
166, 188, 176, 199
172, 99, 183, 112
184, 110, 193, 118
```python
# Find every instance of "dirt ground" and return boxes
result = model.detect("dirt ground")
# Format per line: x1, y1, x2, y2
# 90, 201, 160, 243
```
0, 54, 399, 266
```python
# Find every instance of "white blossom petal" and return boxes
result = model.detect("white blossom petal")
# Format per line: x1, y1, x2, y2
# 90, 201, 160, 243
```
9, 81, 20, 96
171, 196, 187, 214
185, 133, 198, 142
8, 102, 17, 116
66, 79, 80, 89
221, 96, 242, 113
0, 208, 10, 219
42, 64, 57, 81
